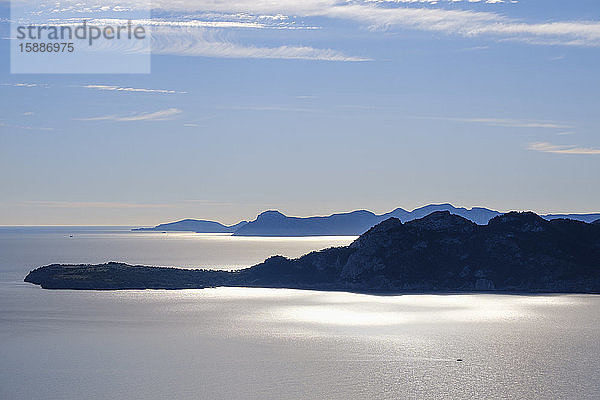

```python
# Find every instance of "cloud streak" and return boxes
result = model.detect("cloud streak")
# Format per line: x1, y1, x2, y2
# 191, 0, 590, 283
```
151, 26, 370, 61
137, 2, 599, 49
528, 142, 600, 155
419, 115, 572, 130
456, 117, 571, 130
76, 0, 598, 47
44, 18, 367, 61
79, 108, 182, 122
83, 85, 188, 94
0, 83, 49, 88
12, 0, 600, 65
324, 4, 600, 47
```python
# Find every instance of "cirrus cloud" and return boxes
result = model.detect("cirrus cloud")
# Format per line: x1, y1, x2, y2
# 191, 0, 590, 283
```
528, 142, 600, 155
83, 84, 188, 94
150, 26, 370, 61
15, 0, 600, 50
78, 108, 182, 122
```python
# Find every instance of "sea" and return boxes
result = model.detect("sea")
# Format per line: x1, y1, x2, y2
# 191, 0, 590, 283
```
0, 226, 598, 399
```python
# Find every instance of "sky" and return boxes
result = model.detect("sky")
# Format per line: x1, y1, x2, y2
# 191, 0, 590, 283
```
0, 0, 599, 225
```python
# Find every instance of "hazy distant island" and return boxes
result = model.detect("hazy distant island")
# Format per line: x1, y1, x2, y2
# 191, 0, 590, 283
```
134, 219, 248, 233
26, 211, 600, 292
132, 203, 600, 237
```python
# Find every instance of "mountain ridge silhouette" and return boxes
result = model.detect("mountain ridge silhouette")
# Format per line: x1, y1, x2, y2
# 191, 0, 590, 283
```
133, 203, 600, 236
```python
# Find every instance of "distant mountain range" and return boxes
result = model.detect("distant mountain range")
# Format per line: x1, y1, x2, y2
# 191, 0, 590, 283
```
27, 211, 600, 292
132, 203, 600, 237
545, 214, 600, 224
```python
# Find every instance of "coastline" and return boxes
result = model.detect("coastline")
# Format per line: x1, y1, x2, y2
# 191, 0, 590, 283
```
24, 262, 600, 294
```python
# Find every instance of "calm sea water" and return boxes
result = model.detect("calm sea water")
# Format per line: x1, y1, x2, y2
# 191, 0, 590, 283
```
1, 227, 598, 399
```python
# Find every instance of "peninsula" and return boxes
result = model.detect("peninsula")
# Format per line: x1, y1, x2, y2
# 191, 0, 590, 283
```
26, 211, 600, 292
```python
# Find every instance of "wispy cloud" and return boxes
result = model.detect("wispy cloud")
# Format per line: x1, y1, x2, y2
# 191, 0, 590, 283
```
15, 16, 363, 61
14, 0, 600, 65
325, 5, 600, 47
3, 83, 187, 94
421, 116, 571, 130
90, 0, 600, 48
528, 142, 600, 155
83, 85, 188, 94
117, 108, 182, 121
456, 117, 571, 129
0, 83, 48, 88
120, 17, 317, 30
151, 26, 369, 61
458, 45, 490, 52
43, 11, 312, 30
79, 108, 182, 122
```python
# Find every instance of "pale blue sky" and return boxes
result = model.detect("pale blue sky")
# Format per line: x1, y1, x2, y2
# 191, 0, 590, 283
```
1, 0, 599, 225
